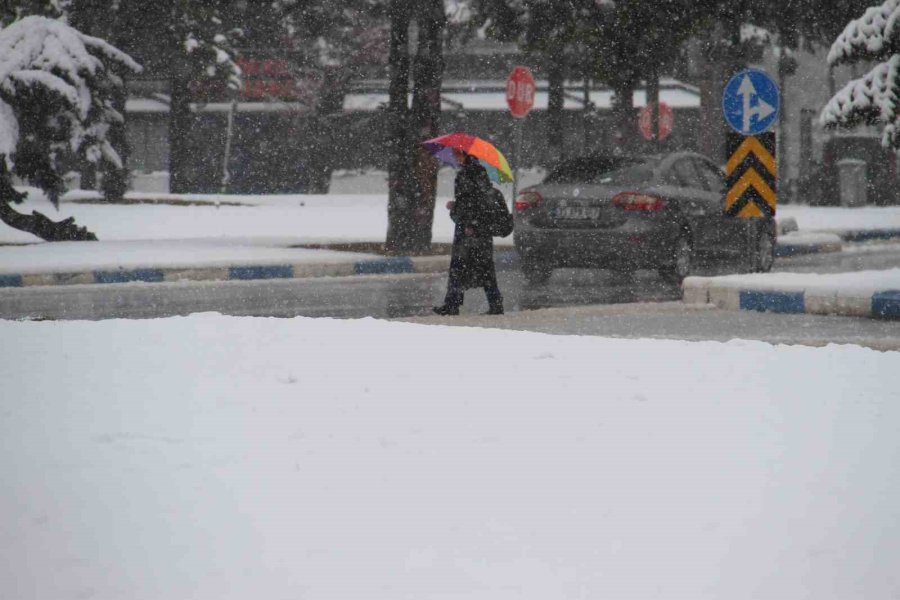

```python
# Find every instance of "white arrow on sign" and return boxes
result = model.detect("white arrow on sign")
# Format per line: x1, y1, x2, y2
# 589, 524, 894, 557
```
737, 75, 775, 133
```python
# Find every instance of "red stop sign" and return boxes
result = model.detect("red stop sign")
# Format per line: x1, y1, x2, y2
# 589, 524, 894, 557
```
506, 66, 536, 118
638, 102, 674, 140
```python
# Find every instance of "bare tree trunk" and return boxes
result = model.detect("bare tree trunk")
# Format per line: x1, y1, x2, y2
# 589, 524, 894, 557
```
547, 50, 566, 163
304, 68, 347, 194
407, 0, 445, 253
385, 0, 417, 253
0, 163, 98, 241
102, 85, 130, 202
169, 71, 193, 193
647, 66, 659, 150
611, 78, 635, 153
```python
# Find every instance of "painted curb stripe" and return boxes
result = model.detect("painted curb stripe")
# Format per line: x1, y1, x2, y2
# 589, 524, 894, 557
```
774, 242, 840, 257
872, 290, 900, 318
494, 251, 520, 268
229, 265, 293, 280
94, 269, 165, 284
0, 274, 23, 288
0, 238, 841, 291
739, 290, 805, 313
839, 229, 900, 242
354, 257, 414, 275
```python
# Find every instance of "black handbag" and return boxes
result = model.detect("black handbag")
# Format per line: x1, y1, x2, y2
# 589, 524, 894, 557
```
486, 188, 514, 237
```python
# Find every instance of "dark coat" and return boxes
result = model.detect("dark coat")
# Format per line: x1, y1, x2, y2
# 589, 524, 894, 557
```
449, 158, 497, 289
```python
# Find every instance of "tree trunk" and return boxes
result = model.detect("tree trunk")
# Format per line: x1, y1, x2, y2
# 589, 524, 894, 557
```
0, 164, 98, 241
647, 66, 659, 150
720, 11, 747, 163
169, 72, 193, 193
102, 84, 130, 202
304, 69, 347, 194
385, 0, 418, 254
547, 50, 566, 163
611, 78, 635, 153
406, 0, 445, 253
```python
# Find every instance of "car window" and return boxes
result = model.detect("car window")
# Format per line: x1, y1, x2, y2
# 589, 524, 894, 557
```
670, 159, 703, 189
694, 159, 726, 193
543, 157, 655, 185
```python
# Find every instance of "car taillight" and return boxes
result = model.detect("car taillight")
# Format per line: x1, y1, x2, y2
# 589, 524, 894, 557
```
514, 191, 542, 211
612, 192, 667, 211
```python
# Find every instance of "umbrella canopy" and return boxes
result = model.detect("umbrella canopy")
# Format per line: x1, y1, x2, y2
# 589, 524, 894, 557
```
421, 133, 513, 183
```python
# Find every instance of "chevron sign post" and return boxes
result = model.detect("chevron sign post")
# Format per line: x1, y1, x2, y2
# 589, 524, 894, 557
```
725, 132, 776, 217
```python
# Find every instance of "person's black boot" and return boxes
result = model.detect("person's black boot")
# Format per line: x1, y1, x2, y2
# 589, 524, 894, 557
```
433, 305, 460, 316
484, 286, 503, 315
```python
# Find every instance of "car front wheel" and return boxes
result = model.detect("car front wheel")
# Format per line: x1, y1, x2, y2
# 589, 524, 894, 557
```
659, 232, 692, 285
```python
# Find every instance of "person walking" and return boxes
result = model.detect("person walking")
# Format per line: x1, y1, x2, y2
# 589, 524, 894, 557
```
434, 153, 504, 316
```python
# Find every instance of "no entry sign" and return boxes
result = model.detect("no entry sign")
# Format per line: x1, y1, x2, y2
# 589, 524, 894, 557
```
506, 66, 536, 119
638, 102, 674, 141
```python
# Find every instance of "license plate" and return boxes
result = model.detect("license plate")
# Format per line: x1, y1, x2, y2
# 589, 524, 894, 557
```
556, 206, 600, 220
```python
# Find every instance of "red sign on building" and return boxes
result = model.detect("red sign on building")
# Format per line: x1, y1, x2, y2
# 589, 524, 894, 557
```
506, 66, 536, 119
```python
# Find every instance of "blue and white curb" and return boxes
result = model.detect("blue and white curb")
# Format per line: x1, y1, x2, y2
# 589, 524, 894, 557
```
683, 278, 900, 319
0, 250, 521, 289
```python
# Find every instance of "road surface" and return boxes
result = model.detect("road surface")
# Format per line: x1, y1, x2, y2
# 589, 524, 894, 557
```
2, 241, 899, 349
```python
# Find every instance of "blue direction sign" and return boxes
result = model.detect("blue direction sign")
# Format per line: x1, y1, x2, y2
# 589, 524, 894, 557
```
722, 68, 780, 135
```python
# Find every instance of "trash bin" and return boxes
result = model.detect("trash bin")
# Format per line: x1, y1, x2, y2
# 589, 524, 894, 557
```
837, 158, 867, 207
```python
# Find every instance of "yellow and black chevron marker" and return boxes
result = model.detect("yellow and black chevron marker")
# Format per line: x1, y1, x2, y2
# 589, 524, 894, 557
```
725, 131, 776, 218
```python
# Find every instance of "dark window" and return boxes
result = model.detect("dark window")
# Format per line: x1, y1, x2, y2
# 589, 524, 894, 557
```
544, 157, 655, 185
694, 160, 726, 192
670, 159, 703, 189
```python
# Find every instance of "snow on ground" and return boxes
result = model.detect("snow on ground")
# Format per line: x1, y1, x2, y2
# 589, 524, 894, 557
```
1, 313, 899, 600
0, 239, 380, 275
778, 204, 900, 232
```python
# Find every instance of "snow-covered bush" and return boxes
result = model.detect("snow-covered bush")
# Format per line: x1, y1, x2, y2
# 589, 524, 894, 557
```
821, 0, 900, 147
0, 15, 140, 204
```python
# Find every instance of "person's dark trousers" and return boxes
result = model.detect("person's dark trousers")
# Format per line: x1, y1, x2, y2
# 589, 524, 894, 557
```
436, 281, 503, 315
441, 280, 503, 314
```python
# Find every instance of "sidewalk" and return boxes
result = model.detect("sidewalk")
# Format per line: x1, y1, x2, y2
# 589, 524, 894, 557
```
1, 189, 900, 321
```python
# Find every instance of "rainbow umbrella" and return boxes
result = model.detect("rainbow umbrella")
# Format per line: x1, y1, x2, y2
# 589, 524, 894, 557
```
420, 133, 513, 183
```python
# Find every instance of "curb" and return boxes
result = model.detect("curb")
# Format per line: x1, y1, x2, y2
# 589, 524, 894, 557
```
774, 233, 843, 257
0, 250, 522, 289
829, 228, 900, 243
683, 278, 900, 319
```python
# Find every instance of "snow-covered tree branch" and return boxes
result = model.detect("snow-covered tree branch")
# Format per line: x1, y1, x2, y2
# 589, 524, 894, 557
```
822, 0, 900, 147
0, 15, 140, 241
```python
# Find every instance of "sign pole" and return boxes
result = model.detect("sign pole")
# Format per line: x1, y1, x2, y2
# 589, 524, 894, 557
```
506, 65, 536, 204
512, 118, 524, 204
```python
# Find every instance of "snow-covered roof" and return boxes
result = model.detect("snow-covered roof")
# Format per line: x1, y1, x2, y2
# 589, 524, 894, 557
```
345, 79, 700, 113
343, 88, 699, 112
125, 99, 314, 114
124, 78, 701, 115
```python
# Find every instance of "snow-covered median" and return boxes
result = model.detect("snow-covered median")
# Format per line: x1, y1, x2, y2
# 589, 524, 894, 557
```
2, 314, 898, 599
684, 268, 900, 317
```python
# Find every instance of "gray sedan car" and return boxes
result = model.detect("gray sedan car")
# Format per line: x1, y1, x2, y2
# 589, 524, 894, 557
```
513, 152, 776, 285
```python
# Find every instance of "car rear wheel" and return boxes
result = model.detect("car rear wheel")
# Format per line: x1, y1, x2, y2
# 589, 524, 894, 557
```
658, 232, 692, 285
521, 259, 552, 285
